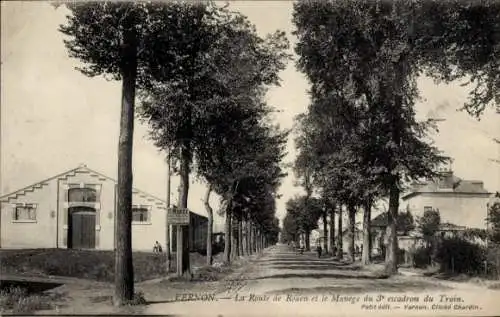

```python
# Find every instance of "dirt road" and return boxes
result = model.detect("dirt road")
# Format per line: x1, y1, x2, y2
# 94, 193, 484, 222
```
143, 244, 500, 316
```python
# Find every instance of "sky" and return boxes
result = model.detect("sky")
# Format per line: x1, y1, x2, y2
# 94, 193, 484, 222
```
1, 1, 499, 229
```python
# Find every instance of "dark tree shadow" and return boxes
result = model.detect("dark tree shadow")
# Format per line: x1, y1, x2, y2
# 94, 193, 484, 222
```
0, 280, 63, 294
270, 265, 362, 271
250, 273, 389, 280
258, 259, 352, 266
265, 281, 450, 295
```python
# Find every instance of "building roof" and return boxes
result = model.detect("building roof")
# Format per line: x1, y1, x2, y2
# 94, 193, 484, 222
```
0, 164, 206, 218
371, 213, 388, 228
402, 170, 491, 200
1, 164, 163, 203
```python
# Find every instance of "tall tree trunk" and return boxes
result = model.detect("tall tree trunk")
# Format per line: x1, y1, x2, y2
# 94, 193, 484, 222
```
384, 28, 406, 274
223, 202, 232, 264
247, 219, 252, 255
322, 209, 328, 254
305, 231, 310, 251
231, 214, 238, 259
329, 206, 335, 256
385, 178, 400, 274
257, 228, 261, 251
256, 229, 260, 252
250, 223, 254, 253
347, 204, 356, 263
177, 144, 191, 278
254, 227, 258, 252
204, 186, 213, 266
165, 153, 172, 273
238, 216, 244, 256
336, 206, 343, 259
362, 199, 372, 265
114, 10, 137, 306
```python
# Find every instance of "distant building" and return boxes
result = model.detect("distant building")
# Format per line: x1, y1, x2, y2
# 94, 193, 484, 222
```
402, 168, 492, 230
370, 168, 493, 258
0, 164, 208, 252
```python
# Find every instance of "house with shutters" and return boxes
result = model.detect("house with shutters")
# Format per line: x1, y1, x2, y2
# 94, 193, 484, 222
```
0, 164, 208, 252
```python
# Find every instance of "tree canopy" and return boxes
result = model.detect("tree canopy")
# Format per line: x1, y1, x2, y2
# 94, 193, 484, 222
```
290, 0, 500, 273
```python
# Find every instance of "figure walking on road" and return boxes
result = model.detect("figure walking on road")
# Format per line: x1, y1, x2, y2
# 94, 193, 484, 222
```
316, 243, 322, 258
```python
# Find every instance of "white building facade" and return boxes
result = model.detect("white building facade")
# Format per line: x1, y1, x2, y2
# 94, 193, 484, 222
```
0, 165, 206, 251
402, 169, 492, 229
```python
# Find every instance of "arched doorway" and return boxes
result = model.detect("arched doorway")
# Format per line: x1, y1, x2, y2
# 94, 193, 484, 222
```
68, 206, 96, 249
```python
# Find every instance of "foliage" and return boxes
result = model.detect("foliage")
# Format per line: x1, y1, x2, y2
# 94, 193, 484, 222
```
282, 212, 299, 243
290, 1, 495, 273
135, 2, 290, 244
192, 265, 234, 282
59, 2, 228, 89
436, 236, 487, 275
0, 286, 55, 314
373, 210, 416, 234
418, 209, 441, 242
0, 249, 217, 283
284, 195, 323, 236
487, 193, 500, 244
398, 211, 416, 235
415, 0, 500, 117
486, 245, 500, 279
137, 3, 289, 164
126, 292, 147, 306
413, 246, 432, 268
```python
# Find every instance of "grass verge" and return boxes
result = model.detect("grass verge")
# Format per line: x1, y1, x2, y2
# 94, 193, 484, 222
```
0, 249, 221, 283
0, 286, 63, 314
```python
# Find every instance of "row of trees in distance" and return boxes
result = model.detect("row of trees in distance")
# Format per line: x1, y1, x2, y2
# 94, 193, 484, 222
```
57, 1, 289, 305
284, 0, 499, 275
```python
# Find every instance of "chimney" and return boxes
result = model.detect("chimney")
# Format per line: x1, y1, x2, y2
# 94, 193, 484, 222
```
437, 165, 453, 188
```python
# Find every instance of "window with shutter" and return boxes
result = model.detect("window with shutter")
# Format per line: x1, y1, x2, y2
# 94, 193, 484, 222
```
13, 204, 37, 221
132, 206, 150, 224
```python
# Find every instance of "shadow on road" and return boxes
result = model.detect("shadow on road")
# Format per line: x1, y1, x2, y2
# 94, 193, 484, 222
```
258, 259, 353, 265
270, 265, 362, 271
265, 281, 451, 295
250, 273, 389, 280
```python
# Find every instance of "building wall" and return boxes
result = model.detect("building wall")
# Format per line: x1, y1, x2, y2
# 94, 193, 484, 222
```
1, 169, 169, 251
1, 180, 58, 249
60, 170, 167, 251
404, 193, 490, 229
58, 171, 114, 250
171, 212, 209, 253
129, 190, 167, 251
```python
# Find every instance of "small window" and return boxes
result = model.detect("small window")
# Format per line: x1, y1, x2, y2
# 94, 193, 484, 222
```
132, 207, 149, 223
14, 204, 37, 221
68, 187, 97, 202
424, 206, 433, 212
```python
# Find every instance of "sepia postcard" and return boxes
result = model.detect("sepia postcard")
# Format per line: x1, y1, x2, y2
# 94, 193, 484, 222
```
1, 1, 499, 316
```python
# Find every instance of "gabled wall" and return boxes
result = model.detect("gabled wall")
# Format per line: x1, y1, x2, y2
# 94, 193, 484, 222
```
59, 168, 168, 251
1, 179, 58, 249
59, 169, 115, 250
404, 193, 491, 229
1, 166, 203, 251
